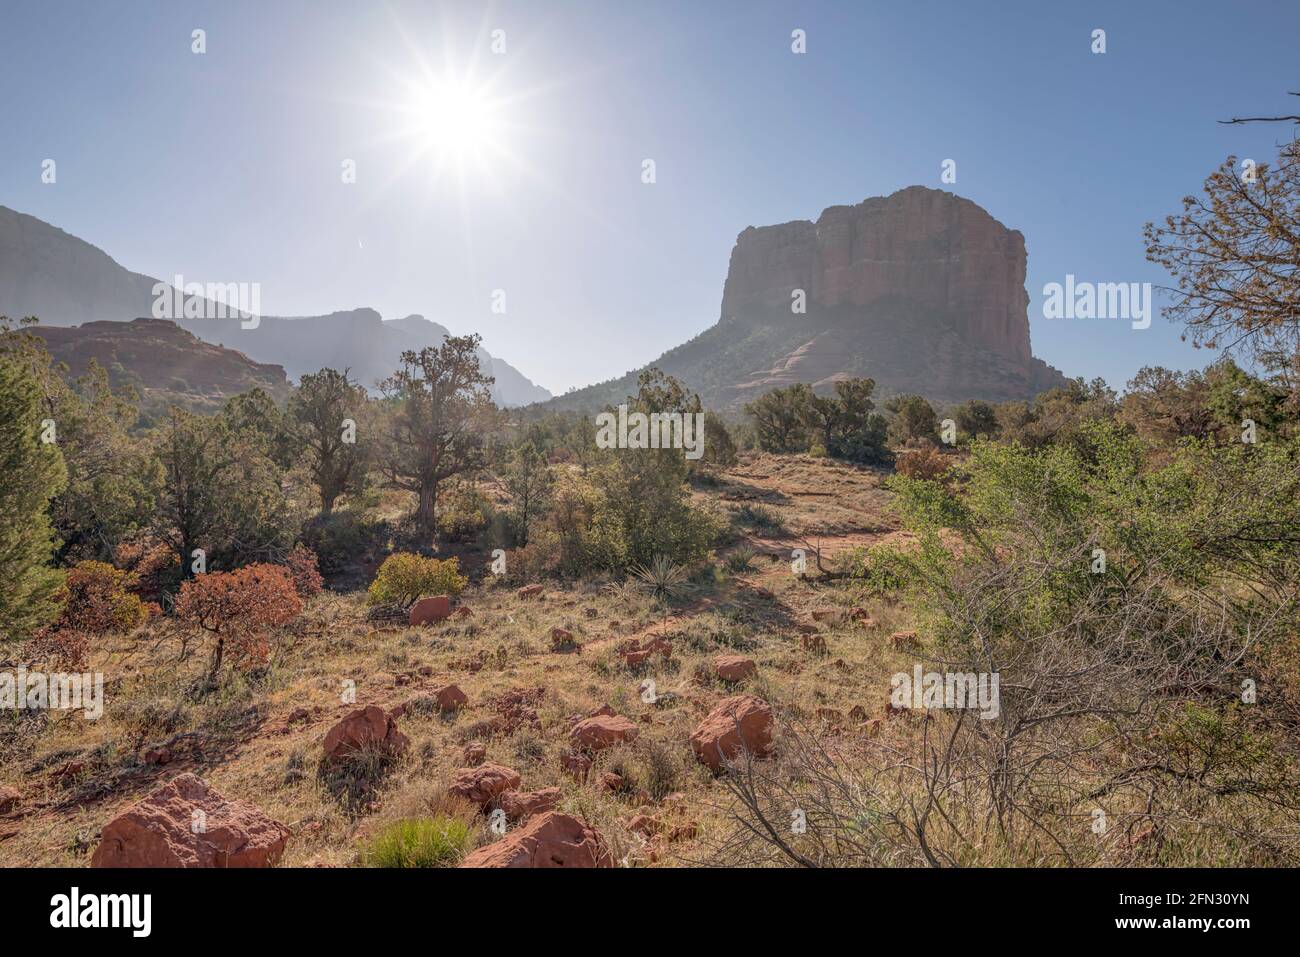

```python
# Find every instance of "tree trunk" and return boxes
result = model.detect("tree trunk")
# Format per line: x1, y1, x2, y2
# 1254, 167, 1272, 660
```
206, 635, 225, 687
415, 483, 437, 541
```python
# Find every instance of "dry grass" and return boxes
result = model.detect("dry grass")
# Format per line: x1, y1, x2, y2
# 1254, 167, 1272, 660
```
1, 455, 930, 868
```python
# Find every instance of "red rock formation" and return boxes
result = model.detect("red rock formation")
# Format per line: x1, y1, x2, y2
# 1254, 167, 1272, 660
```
720, 186, 1032, 364
547, 186, 1068, 413
90, 773, 290, 868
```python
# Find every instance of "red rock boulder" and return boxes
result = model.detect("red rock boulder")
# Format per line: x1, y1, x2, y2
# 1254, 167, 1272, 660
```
713, 655, 757, 683
498, 787, 561, 822
447, 763, 522, 808
322, 706, 410, 762
409, 595, 451, 625
431, 684, 468, 712
560, 751, 592, 781
459, 811, 612, 868
569, 714, 639, 752
690, 695, 775, 772
91, 773, 290, 868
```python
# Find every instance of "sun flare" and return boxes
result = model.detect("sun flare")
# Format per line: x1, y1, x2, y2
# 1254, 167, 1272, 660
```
410, 79, 501, 159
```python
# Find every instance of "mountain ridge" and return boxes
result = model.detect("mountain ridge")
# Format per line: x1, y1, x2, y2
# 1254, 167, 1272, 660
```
0, 205, 552, 406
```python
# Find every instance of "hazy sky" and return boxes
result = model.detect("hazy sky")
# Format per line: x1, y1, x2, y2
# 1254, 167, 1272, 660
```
3, 0, 1298, 395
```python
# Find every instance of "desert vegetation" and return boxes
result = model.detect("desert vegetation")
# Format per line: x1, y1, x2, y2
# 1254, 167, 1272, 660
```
2, 131, 1299, 870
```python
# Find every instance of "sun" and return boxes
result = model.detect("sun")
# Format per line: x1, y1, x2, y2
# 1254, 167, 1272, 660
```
409, 78, 502, 160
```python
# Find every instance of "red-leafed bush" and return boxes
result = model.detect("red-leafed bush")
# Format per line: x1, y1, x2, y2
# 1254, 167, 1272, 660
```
895, 446, 952, 481
283, 544, 324, 598
175, 563, 302, 684
32, 627, 90, 671
55, 561, 149, 635
112, 537, 175, 602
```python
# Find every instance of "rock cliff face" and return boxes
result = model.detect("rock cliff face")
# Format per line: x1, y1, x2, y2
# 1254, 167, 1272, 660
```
719, 186, 1032, 365
32, 318, 291, 415
548, 187, 1067, 413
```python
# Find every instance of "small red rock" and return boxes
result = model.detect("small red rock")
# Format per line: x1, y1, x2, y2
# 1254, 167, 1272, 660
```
800, 633, 828, 654
432, 684, 468, 712
627, 814, 663, 837
570, 714, 639, 751
890, 631, 920, 651
517, 584, 544, 599
459, 811, 612, 868
463, 742, 487, 766
714, 655, 757, 682
142, 747, 173, 766
409, 595, 451, 625
0, 786, 20, 815
561, 751, 592, 781
690, 695, 775, 772
667, 822, 698, 842
447, 763, 522, 807
498, 787, 561, 822
322, 706, 410, 762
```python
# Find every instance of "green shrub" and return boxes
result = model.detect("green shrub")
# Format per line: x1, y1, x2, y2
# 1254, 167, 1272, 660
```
55, 560, 149, 634
301, 511, 387, 576
366, 553, 467, 607
0, 330, 67, 640
436, 482, 491, 543
360, 816, 473, 868
732, 502, 785, 534
724, 546, 758, 572
839, 544, 912, 596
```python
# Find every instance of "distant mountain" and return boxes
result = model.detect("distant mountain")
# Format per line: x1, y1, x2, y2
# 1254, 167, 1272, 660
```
31, 317, 291, 417
547, 186, 1068, 413
0, 205, 551, 407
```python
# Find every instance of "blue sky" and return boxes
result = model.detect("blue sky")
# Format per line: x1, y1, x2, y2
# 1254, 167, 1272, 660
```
3, 0, 1297, 395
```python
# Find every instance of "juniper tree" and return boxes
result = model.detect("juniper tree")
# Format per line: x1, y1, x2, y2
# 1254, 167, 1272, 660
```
0, 318, 68, 638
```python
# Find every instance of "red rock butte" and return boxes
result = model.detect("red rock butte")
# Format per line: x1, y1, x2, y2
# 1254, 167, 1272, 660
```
721, 186, 1033, 366
547, 186, 1068, 412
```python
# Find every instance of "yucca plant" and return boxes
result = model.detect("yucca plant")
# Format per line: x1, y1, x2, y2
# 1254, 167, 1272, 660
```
724, 546, 758, 573
630, 555, 693, 601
